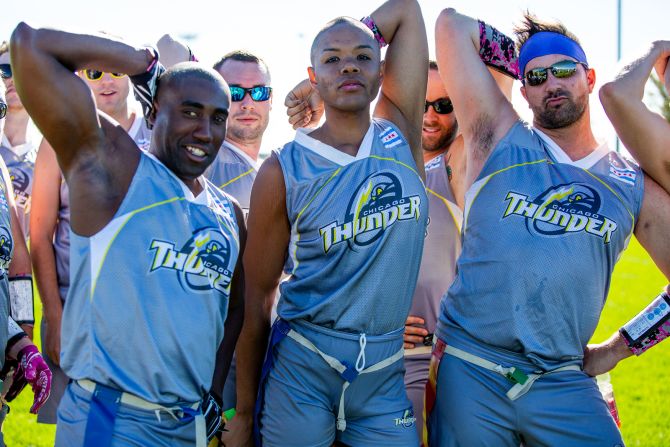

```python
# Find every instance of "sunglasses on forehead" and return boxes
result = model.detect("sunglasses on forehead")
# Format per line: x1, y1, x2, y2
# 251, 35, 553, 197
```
0, 102, 6, 119
0, 64, 11, 79
424, 98, 453, 114
229, 85, 272, 102
524, 60, 588, 87
83, 69, 127, 81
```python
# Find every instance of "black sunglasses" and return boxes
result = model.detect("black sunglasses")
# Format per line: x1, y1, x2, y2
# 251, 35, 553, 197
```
524, 60, 588, 87
0, 102, 6, 119
229, 85, 272, 102
424, 98, 453, 114
0, 64, 11, 79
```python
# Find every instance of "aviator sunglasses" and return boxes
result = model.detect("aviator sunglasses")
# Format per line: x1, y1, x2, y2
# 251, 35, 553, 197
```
424, 98, 453, 114
0, 102, 6, 119
83, 69, 127, 81
524, 60, 588, 87
0, 64, 11, 79
229, 85, 272, 102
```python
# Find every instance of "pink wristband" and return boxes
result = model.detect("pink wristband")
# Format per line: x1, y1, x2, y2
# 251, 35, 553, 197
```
361, 16, 387, 48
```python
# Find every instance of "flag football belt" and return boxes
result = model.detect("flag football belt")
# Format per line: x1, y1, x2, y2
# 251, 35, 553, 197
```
77, 379, 205, 447
444, 345, 581, 400
285, 325, 404, 432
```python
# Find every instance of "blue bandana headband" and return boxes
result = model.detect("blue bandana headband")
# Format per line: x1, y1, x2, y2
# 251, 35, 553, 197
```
518, 31, 588, 77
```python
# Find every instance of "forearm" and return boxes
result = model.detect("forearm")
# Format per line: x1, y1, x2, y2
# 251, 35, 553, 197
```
11, 24, 151, 76
369, 0, 421, 45
30, 239, 63, 321
604, 43, 664, 102
211, 289, 244, 400
235, 295, 272, 416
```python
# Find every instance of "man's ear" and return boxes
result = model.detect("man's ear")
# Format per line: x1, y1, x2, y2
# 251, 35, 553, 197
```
308, 67, 317, 86
586, 67, 597, 94
149, 101, 159, 127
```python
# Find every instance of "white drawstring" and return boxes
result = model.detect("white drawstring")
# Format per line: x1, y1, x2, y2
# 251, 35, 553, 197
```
355, 333, 367, 372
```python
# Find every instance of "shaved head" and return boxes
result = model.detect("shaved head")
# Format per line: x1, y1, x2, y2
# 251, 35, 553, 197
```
310, 17, 379, 65
156, 62, 230, 102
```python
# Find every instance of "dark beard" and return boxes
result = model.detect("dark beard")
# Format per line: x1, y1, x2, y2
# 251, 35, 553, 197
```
534, 90, 587, 129
422, 122, 459, 152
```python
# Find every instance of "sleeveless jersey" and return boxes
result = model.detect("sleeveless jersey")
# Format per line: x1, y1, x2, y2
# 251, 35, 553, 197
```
205, 140, 259, 215
0, 173, 12, 367
56, 116, 150, 301
409, 154, 462, 350
276, 118, 428, 335
437, 122, 644, 370
60, 151, 240, 404
0, 134, 39, 239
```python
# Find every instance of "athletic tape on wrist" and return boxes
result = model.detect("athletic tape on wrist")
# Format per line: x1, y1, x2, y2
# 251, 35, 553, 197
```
620, 291, 670, 356
478, 20, 520, 80
9, 276, 34, 325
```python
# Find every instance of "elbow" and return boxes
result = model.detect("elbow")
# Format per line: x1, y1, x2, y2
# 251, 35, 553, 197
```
435, 8, 462, 43
598, 81, 624, 113
10, 22, 36, 56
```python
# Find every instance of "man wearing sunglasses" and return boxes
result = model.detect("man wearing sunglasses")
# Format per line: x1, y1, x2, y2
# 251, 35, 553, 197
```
0, 43, 40, 244
10, 24, 245, 447
207, 51, 271, 216
426, 9, 670, 447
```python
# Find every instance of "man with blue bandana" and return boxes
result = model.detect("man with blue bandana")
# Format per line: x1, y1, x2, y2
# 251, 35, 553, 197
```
426, 10, 670, 446
10, 25, 245, 447
225, 1, 428, 445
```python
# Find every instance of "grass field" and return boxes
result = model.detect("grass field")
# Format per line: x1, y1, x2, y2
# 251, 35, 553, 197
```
1, 237, 668, 446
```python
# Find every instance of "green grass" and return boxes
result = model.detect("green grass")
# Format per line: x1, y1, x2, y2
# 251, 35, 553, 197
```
1, 238, 668, 446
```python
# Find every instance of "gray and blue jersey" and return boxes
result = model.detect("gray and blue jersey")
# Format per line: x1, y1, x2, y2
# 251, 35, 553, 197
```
60, 151, 240, 404
437, 122, 644, 370
0, 175, 13, 368
205, 140, 259, 215
0, 134, 39, 239
276, 118, 428, 335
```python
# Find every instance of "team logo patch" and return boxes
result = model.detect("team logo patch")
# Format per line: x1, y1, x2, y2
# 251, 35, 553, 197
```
149, 227, 234, 295
608, 164, 636, 186
0, 226, 12, 275
380, 126, 403, 149
394, 408, 417, 428
9, 167, 31, 210
425, 154, 443, 172
319, 172, 422, 253
502, 182, 618, 243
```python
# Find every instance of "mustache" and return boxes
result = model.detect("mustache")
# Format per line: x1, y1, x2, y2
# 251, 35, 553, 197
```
232, 111, 262, 119
544, 89, 572, 103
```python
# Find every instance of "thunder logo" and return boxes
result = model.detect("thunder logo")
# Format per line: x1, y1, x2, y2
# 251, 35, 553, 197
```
502, 183, 618, 242
319, 172, 422, 253
149, 228, 233, 295
0, 226, 12, 276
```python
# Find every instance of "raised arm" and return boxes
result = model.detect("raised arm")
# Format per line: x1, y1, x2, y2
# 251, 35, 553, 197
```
370, 0, 428, 172
222, 155, 289, 447
435, 10, 519, 183
29, 140, 62, 361
10, 23, 151, 172
600, 41, 670, 193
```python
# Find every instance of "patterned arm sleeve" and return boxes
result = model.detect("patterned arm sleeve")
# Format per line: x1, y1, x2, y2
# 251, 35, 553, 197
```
129, 48, 166, 129
478, 20, 520, 80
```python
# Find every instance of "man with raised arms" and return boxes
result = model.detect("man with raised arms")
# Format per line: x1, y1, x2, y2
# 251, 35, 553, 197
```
226, 1, 428, 445
10, 25, 245, 446
426, 10, 670, 446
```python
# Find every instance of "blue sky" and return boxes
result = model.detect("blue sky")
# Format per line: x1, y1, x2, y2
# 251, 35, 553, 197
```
3, 0, 669, 153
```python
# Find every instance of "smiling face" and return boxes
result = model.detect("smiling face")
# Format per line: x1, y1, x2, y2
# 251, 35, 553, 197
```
521, 54, 595, 130
82, 70, 131, 118
216, 59, 271, 147
309, 21, 382, 113
150, 69, 230, 182
422, 69, 458, 156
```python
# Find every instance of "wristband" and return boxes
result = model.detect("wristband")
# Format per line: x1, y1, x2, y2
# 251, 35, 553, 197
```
619, 291, 670, 356
9, 276, 34, 325
361, 16, 387, 48
130, 47, 166, 129
478, 20, 520, 80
